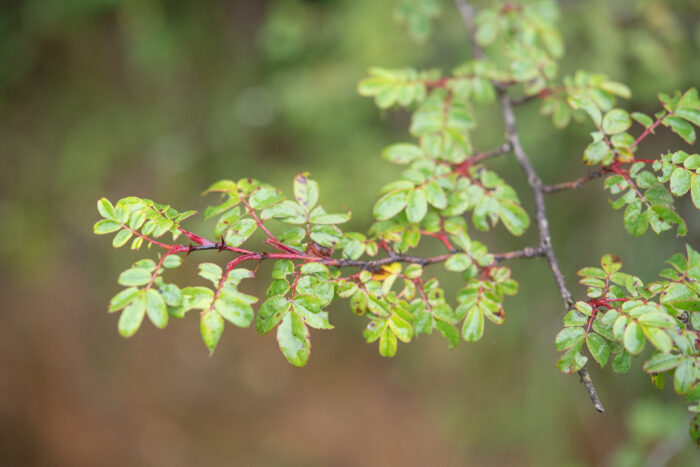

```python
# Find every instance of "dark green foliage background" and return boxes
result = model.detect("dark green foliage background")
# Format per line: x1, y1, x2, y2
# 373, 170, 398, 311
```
1, 0, 699, 465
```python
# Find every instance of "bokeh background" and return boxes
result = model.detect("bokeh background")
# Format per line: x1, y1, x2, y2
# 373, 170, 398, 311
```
1, 0, 699, 465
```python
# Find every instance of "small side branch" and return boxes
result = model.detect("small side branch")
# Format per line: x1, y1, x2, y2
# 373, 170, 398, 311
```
469, 142, 512, 165
543, 167, 608, 194
493, 245, 545, 262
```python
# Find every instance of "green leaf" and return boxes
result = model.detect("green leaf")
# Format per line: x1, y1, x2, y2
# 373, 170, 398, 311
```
649, 205, 687, 236
563, 310, 587, 327
382, 143, 424, 164
643, 352, 683, 373
162, 255, 181, 269
568, 94, 601, 125
638, 312, 676, 328
216, 294, 254, 327
423, 181, 447, 209
602, 109, 631, 134
224, 219, 257, 247
256, 295, 291, 335
373, 190, 408, 220
664, 115, 696, 144
578, 267, 607, 279
272, 260, 295, 279
204, 196, 240, 220
677, 108, 700, 126
599, 81, 631, 99
260, 201, 305, 223
97, 198, 117, 220
310, 224, 342, 247
624, 203, 649, 236
586, 333, 610, 367
583, 140, 609, 165
109, 287, 141, 312
670, 167, 691, 196
118, 292, 146, 337
128, 211, 146, 230
631, 112, 653, 128
160, 283, 182, 307
198, 263, 223, 286
112, 229, 133, 248
674, 358, 695, 394
641, 326, 672, 353
661, 283, 695, 303
613, 315, 628, 340
691, 414, 700, 447
623, 321, 645, 355
293, 297, 332, 330
601, 254, 622, 274
363, 318, 384, 341
555, 327, 585, 351
249, 187, 284, 210
294, 173, 319, 211
612, 350, 632, 374
200, 309, 225, 355
145, 288, 168, 329
151, 217, 174, 238
406, 188, 428, 223
556, 343, 588, 375
337, 281, 358, 298
204, 179, 237, 194
434, 319, 460, 348
388, 313, 413, 343
276, 311, 310, 367
462, 307, 484, 342
118, 267, 152, 287
684, 154, 700, 170
499, 201, 530, 235
309, 210, 351, 225
181, 286, 214, 310
94, 219, 122, 235
475, 10, 499, 45
379, 326, 398, 357
691, 174, 700, 209
445, 253, 472, 272
404, 264, 422, 279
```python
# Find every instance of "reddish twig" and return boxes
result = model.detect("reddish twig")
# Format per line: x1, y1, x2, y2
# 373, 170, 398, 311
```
240, 197, 277, 241
632, 113, 667, 149
146, 245, 189, 290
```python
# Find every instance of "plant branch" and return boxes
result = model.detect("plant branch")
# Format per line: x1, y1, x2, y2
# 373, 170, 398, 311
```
451, 0, 606, 411
141, 222, 548, 281
543, 158, 657, 194
499, 93, 574, 305
493, 245, 545, 262
498, 89, 605, 413
632, 112, 666, 149
543, 167, 609, 193
240, 197, 277, 241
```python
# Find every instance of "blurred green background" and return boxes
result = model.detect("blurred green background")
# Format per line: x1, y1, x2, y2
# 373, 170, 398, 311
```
1, 0, 699, 465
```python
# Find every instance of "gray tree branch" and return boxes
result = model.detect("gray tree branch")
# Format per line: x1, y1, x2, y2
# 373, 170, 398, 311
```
453, 0, 605, 413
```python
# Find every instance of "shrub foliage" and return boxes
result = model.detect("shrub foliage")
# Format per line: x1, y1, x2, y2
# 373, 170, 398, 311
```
95, 0, 700, 444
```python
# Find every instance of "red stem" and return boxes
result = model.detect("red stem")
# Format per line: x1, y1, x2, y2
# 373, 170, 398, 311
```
240, 197, 277, 241
146, 245, 189, 290
632, 113, 667, 149
120, 223, 175, 250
